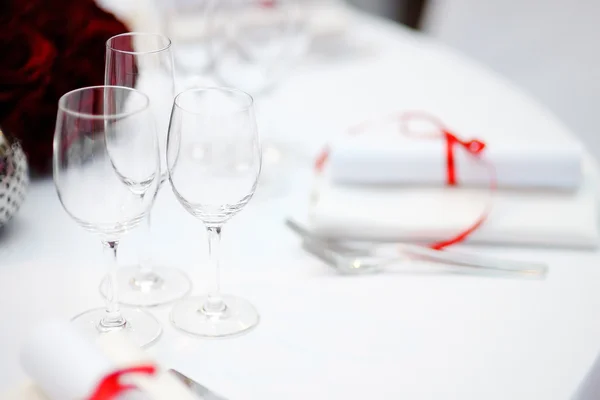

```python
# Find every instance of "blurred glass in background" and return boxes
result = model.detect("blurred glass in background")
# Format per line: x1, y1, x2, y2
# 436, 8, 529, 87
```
100, 0, 599, 161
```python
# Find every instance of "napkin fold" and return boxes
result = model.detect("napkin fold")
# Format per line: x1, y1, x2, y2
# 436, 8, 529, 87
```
308, 166, 600, 248
328, 134, 583, 190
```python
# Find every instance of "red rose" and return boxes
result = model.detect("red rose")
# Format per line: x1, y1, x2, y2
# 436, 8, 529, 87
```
0, 0, 131, 175
52, 16, 130, 97
3, 89, 57, 174
7, 0, 98, 47
0, 25, 56, 120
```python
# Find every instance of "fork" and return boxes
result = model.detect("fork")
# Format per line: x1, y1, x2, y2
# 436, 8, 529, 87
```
285, 219, 548, 278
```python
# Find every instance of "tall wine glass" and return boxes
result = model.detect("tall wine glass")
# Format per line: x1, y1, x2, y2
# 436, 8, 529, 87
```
210, 0, 308, 94
104, 32, 192, 306
160, 0, 217, 77
53, 86, 162, 347
167, 87, 261, 337
209, 0, 309, 196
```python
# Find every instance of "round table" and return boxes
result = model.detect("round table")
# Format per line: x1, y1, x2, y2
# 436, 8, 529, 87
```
2, 9, 599, 400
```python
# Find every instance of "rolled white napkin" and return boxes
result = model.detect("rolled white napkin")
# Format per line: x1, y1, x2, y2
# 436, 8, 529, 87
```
307, 166, 600, 248
20, 320, 114, 400
328, 134, 583, 190
17, 320, 199, 400
3, 383, 54, 400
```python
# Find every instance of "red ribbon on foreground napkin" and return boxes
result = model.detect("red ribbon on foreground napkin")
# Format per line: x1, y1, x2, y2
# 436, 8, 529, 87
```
89, 365, 156, 400
315, 111, 496, 250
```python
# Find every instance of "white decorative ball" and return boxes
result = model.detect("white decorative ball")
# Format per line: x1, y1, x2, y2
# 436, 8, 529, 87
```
0, 129, 29, 227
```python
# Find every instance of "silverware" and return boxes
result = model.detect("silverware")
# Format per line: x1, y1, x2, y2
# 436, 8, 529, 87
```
170, 369, 228, 400
286, 219, 548, 278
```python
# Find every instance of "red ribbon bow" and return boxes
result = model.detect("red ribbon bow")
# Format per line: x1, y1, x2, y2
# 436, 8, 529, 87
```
89, 365, 157, 400
443, 130, 486, 186
315, 111, 495, 250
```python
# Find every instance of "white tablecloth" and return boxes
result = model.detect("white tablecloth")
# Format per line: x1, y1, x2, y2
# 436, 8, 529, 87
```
2, 8, 600, 400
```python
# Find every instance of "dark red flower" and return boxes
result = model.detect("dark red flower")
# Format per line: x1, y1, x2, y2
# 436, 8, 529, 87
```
7, 0, 98, 48
2, 88, 57, 174
0, 25, 56, 120
55, 17, 130, 95
0, 0, 131, 175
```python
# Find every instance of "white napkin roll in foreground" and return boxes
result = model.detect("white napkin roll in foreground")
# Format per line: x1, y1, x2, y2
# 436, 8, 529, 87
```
308, 166, 600, 249
328, 134, 583, 190
19, 320, 114, 400
13, 320, 199, 400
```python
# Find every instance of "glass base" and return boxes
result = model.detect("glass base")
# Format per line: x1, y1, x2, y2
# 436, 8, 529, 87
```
100, 265, 192, 307
170, 294, 259, 338
71, 307, 162, 348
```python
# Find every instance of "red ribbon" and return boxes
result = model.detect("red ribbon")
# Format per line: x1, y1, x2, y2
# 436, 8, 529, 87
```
315, 111, 496, 250
89, 365, 157, 400
443, 131, 486, 186
259, 0, 276, 7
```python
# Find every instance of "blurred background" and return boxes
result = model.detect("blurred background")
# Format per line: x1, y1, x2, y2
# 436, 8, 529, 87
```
3, 0, 599, 175
350, 0, 600, 159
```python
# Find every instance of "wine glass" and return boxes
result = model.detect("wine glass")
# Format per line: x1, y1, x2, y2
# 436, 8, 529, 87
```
210, 0, 308, 94
53, 86, 162, 347
160, 0, 217, 78
209, 0, 309, 197
167, 87, 261, 337
104, 32, 192, 306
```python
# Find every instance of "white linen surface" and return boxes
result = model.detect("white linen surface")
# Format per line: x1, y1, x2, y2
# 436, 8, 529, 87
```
328, 128, 583, 190
307, 163, 599, 249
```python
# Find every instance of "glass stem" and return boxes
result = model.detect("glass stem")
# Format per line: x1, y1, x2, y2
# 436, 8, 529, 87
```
203, 226, 226, 315
138, 212, 154, 276
100, 240, 126, 330
133, 186, 163, 290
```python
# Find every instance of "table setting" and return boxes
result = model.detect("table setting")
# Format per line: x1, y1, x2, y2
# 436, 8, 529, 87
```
2, 0, 600, 398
